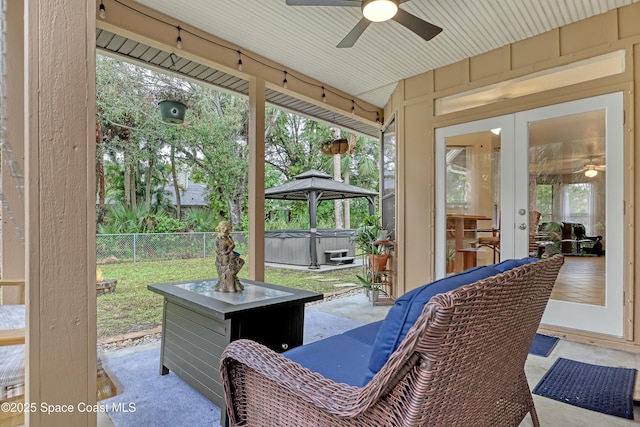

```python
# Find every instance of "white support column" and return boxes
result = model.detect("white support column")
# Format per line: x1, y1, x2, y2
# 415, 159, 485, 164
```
24, 1, 97, 425
248, 77, 265, 281
1, 0, 26, 305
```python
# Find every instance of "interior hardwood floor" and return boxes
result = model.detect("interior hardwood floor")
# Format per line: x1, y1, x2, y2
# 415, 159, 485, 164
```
550, 255, 605, 305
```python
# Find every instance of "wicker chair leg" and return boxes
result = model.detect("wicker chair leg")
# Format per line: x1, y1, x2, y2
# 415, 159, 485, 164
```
529, 404, 541, 427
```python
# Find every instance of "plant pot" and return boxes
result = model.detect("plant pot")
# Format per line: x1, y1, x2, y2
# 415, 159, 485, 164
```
335, 138, 349, 154
369, 253, 389, 272
158, 100, 187, 124
321, 138, 349, 155
368, 289, 380, 303
330, 141, 340, 154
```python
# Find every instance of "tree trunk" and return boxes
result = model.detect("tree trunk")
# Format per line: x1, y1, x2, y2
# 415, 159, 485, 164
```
145, 157, 154, 211
95, 121, 106, 223
228, 198, 242, 231
171, 145, 181, 220
333, 128, 343, 229
124, 154, 131, 210
344, 133, 356, 229
121, 128, 134, 211
129, 162, 137, 213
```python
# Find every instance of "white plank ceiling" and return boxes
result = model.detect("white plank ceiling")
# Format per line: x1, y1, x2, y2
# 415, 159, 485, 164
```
132, 0, 640, 109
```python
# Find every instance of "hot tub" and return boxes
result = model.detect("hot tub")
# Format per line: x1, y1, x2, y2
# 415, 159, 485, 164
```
265, 229, 355, 266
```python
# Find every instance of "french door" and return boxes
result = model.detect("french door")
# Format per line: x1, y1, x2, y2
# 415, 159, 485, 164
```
435, 92, 624, 336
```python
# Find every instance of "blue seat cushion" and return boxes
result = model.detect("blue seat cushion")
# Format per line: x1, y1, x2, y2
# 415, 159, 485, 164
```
365, 265, 501, 383
343, 320, 383, 345
283, 333, 372, 387
493, 257, 538, 272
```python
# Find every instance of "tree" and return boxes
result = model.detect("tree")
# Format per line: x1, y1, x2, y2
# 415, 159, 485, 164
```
95, 54, 380, 234
173, 89, 250, 230
265, 110, 332, 180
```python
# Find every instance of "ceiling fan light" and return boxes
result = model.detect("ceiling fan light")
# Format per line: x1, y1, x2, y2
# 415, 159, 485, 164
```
585, 167, 598, 178
362, 0, 398, 22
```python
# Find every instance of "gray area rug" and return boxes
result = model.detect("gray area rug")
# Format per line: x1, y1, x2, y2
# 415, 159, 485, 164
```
101, 309, 365, 426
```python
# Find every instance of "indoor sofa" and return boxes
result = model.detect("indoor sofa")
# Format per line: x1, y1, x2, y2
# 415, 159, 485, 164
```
220, 255, 564, 427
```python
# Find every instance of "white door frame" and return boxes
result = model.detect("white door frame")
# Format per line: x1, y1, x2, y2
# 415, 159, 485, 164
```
435, 92, 624, 337
515, 92, 624, 337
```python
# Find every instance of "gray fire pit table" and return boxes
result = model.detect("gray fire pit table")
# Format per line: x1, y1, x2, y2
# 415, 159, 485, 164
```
147, 278, 323, 426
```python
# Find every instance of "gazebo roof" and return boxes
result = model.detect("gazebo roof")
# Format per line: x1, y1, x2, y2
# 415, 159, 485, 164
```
265, 169, 378, 201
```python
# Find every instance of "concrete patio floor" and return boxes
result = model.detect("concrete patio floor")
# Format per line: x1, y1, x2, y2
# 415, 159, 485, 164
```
99, 291, 640, 426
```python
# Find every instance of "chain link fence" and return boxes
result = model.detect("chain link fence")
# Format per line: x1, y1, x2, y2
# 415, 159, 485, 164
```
97, 232, 247, 264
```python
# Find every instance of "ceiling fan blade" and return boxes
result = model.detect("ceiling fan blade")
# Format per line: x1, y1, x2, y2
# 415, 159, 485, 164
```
286, 0, 360, 6
337, 18, 371, 48
392, 8, 442, 42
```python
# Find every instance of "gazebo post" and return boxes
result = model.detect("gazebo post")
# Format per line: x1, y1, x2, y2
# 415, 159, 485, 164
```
308, 190, 320, 269
368, 196, 376, 216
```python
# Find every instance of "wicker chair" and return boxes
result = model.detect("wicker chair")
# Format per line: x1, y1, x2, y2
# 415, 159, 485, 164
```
220, 255, 564, 427
474, 227, 500, 262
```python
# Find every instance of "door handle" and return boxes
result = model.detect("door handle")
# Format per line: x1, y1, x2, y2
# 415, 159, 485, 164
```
519, 223, 527, 230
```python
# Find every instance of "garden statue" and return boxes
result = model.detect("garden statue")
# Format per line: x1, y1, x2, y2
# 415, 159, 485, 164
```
214, 220, 245, 292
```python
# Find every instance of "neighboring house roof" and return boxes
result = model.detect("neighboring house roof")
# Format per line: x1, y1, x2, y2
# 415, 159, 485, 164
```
164, 181, 209, 207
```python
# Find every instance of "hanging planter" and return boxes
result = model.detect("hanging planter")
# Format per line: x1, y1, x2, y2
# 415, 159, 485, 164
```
321, 138, 349, 155
157, 53, 189, 125
158, 99, 187, 124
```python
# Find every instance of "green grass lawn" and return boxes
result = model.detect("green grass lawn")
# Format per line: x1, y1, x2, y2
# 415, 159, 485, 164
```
97, 258, 362, 338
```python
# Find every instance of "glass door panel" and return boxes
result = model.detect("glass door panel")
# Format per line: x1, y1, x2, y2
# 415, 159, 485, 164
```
444, 132, 500, 273
528, 111, 606, 304
515, 93, 623, 337
435, 116, 513, 278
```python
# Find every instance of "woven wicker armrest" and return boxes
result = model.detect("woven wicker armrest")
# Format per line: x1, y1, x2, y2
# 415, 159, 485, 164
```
221, 339, 369, 414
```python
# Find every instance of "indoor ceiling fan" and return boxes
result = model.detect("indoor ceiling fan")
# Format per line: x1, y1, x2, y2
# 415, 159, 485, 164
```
575, 159, 606, 178
285, 0, 442, 48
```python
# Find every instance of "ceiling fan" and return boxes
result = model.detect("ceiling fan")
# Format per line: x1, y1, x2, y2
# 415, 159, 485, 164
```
575, 159, 606, 178
285, 0, 443, 48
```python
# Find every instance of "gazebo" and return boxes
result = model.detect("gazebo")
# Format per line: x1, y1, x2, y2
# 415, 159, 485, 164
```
265, 169, 377, 269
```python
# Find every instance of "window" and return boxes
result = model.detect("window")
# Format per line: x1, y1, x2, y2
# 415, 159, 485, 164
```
381, 118, 395, 239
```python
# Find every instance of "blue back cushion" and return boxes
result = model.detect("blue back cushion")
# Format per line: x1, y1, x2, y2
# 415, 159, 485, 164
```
365, 265, 500, 383
493, 257, 538, 272
364, 257, 539, 384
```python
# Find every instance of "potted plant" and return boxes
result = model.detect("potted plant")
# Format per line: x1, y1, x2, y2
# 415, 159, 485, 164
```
355, 272, 387, 302
157, 88, 190, 124
353, 215, 389, 272
446, 245, 456, 273
370, 244, 390, 272
156, 53, 191, 124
